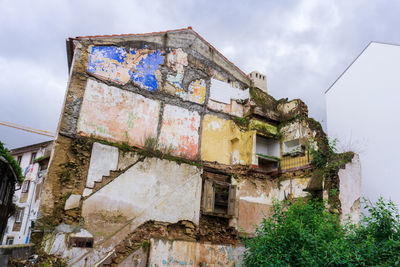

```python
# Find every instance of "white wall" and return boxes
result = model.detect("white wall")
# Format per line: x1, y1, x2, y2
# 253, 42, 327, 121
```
326, 42, 400, 206
2, 146, 47, 245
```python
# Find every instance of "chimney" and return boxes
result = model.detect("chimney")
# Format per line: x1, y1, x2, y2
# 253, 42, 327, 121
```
249, 71, 267, 93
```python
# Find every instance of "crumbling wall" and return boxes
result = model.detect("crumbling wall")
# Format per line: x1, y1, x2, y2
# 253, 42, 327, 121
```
148, 238, 244, 267
37, 29, 360, 266
233, 174, 311, 233
201, 115, 254, 165
338, 154, 361, 224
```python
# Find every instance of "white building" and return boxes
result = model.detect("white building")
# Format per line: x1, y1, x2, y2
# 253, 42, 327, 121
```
1, 141, 53, 245
326, 42, 400, 206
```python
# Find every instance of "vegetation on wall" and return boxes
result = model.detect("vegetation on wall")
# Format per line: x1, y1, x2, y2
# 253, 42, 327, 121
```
0, 141, 23, 183
243, 198, 400, 266
307, 137, 355, 212
249, 87, 278, 111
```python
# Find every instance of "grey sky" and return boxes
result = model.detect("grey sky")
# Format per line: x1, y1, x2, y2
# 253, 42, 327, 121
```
1, 0, 399, 148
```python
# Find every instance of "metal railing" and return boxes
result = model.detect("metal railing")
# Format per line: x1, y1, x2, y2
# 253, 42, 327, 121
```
280, 150, 312, 171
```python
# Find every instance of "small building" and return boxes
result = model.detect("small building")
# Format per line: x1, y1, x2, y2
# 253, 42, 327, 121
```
326, 42, 400, 207
34, 27, 360, 266
1, 141, 53, 246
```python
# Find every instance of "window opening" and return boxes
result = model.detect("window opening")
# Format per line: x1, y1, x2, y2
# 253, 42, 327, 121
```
6, 237, 14, 245
69, 237, 93, 248
22, 180, 30, 193
30, 152, 37, 164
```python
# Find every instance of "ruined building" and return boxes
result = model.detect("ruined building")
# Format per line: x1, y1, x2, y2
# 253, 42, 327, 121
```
34, 27, 361, 266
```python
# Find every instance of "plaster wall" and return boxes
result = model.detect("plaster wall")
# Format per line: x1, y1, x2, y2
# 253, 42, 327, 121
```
85, 142, 119, 188
235, 177, 311, 233
158, 105, 200, 160
87, 46, 164, 91
78, 157, 202, 265
209, 78, 249, 104
339, 154, 362, 224
77, 79, 160, 147
201, 115, 254, 165
326, 42, 400, 207
148, 238, 244, 267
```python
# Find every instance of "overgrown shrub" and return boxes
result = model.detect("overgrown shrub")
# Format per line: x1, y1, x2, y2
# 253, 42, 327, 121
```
243, 198, 400, 266
0, 141, 23, 183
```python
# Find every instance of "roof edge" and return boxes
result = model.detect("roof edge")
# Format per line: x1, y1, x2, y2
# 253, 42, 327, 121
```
325, 41, 373, 94
67, 27, 250, 84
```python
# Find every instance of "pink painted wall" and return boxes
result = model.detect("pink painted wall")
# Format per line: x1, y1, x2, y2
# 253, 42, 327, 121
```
77, 79, 160, 147
159, 104, 200, 160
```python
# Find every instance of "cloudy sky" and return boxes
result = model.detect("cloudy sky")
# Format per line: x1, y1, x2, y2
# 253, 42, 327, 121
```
1, 0, 399, 149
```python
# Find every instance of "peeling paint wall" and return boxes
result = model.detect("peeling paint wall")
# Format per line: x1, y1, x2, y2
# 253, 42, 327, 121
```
201, 115, 254, 165
36, 29, 355, 266
77, 157, 202, 265
77, 79, 160, 147
234, 176, 311, 233
87, 46, 164, 91
159, 105, 200, 160
339, 154, 361, 224
148, 238, 244, 267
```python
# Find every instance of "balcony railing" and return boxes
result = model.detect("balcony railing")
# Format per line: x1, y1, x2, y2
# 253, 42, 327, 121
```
280, 150, 313, 171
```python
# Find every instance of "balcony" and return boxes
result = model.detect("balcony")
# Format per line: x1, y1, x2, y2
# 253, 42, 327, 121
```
280, 150, 312, 172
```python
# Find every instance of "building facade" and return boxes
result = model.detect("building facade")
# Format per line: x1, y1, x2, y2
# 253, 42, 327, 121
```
0, 153, 18, 242
1, 141, 53, 246
34, 28, 361, 266
326, 42, 400, 207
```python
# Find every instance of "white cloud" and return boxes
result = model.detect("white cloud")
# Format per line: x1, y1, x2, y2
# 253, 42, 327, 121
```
1, 0, 400, 147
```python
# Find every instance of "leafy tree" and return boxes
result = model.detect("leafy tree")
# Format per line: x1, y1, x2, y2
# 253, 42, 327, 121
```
243, 198, 400, 266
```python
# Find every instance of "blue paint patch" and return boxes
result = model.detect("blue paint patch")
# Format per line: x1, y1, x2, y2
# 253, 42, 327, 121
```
130, 50, 164, 92
87, 46, 127, 73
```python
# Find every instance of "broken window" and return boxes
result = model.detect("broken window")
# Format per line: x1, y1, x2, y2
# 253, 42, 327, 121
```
69, 237, 93, 248
255, 135, 280, 172
202, 179, 236, 217
21, 180, 30, 193
283, 139, 304, 156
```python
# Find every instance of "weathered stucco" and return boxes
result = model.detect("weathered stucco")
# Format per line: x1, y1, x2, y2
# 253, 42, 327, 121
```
158, 104, 200, 160
35, 28, 361, 266
77, 79, 161, 147
148, 238, 244, 267
339, 154, 362, 224
77, 157, 202, 264
201, 115, 254, 165
235, 177, 311, 233
85, 142, 119, 188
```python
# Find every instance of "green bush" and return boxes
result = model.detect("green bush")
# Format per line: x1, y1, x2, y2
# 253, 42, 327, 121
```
243, 198, 400, 266
0, 141, 23, 183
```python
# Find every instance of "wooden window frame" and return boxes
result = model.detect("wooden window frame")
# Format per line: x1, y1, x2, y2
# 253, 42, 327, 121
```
201, 179, 236, 217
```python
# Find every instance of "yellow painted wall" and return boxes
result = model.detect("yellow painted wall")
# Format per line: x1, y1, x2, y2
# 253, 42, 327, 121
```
201, 115, 254, 165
